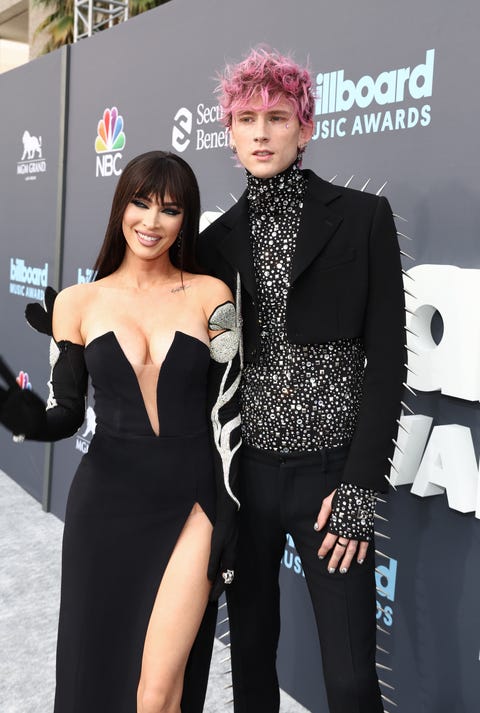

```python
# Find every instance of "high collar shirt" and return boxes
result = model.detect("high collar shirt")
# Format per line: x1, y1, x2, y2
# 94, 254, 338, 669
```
240, 162, 366, 452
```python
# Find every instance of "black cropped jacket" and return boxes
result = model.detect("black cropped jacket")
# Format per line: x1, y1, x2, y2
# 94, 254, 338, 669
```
198, 169, 406, 493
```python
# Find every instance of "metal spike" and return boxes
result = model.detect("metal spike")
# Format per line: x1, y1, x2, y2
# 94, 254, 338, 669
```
401, 400, 415, 415
217, 617, 229, 626
375, 549, 393, 560
376, 625, 391, 636
219, 656, 231, 664
376, 603, 390, 615
405, 344, 419, 355
381, 693, 398, 707
384, 474, 397, 491
375, 496, 387, 503
360, 178, 371, 191
329, 174, 338, 183
223, 684, 233, 689
402, 268, 415, 281
374, 512, 389, 522
344, 175, 354, 188
219, 601, 228, 609
403, 381, 417, 396
392, 438, 404, 454
376, 180, 388, 195
405, 306, 416, 316
374, 530, 391, 540
229, 193, 237, 202
400, 249, 415, 261
223, 669, 232, 675
393, 212, 407, 222
379, 679, 395, 690
215, 205, 225, 213
403, 288, 416, 299
225, 698, 234, 705
396, 418, 410, 433
218, 631, 230, 640
376, 644, 390, 654
376, 662, 393, 671
404, 363, 417, 375
397, 230, 412, 241
404, 325, 419, 337
387, 458, 400, 474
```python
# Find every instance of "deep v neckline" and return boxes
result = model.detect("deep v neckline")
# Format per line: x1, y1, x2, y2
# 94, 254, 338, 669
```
85, 330, 209, 437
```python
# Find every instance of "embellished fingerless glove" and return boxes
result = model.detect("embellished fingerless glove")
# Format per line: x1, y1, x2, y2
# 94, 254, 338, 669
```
206, 300, 242, 600
328, 482, 376, 542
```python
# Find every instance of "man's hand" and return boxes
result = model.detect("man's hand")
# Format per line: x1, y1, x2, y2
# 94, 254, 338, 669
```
314, 489, 369, 573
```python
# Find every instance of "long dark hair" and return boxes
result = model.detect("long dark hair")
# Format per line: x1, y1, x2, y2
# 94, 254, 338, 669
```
94, 151, 200, 280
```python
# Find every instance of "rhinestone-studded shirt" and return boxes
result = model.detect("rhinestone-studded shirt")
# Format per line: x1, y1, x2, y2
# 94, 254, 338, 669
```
240, 162, 366, 452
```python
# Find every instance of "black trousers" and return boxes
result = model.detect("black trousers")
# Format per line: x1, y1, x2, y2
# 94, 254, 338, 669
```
226, 446, 383, 713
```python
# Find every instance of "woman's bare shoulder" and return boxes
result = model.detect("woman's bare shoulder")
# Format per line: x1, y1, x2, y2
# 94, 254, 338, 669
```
193, 274, 233, 303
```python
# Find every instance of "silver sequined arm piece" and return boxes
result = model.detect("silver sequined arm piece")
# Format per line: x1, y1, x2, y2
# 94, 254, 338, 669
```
328, 482, 376, 541
208, 299, 242, 510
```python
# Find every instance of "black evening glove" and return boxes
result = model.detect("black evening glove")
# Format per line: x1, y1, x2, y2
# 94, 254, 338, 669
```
206, 301, 242, 600
0, 341, 87, 442
25, 285, 57, 335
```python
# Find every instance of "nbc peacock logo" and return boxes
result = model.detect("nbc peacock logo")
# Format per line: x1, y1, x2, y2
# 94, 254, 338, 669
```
95, 106, 126, 178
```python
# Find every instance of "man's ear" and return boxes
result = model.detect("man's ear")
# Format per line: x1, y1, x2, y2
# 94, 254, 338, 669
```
299, 120, 314, 148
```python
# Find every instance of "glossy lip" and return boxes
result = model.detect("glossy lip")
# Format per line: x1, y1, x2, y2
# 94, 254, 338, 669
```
135, 229, 162, 247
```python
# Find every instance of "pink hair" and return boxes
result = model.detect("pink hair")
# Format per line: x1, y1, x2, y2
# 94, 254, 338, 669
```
217, 47, 314, 128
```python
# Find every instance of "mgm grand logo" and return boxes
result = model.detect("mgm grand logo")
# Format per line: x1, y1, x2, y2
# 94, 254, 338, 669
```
17, 130, 47, 180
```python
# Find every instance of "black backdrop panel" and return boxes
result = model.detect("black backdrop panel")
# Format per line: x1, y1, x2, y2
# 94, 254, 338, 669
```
0, 51, 63, 500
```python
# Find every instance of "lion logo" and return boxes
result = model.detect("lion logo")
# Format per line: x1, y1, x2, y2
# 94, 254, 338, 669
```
21, 131, 42, 161
81, 406, 97, 440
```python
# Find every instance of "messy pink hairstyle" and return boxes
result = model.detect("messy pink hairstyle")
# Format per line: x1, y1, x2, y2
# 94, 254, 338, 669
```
218, 47, 314, 128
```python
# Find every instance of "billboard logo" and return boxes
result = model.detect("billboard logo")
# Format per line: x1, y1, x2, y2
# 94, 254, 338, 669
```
17, 130, 47, 181
77, 267, 97, 284
76, 405, 96, 454
376, 556, 397, 627
95, 107, 125, 178
312, 49, 435, 140
282, 533, 305, 578
172, 108, 193, 152
9, 258, 48, 300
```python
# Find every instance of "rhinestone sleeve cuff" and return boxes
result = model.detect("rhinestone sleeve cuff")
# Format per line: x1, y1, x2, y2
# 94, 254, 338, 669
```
328, 482, 376, 541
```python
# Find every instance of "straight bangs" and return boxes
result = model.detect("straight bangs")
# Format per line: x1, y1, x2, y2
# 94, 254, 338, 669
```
132, 157, 187, 210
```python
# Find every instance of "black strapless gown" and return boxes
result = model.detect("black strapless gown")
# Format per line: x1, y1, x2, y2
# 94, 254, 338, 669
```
53, 331, 217, 713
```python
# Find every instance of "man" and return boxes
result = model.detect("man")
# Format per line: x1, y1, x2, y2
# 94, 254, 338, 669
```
198, 48, 406, 713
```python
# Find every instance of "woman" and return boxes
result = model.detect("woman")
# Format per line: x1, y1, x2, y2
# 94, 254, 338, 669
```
0, 151, 241, 713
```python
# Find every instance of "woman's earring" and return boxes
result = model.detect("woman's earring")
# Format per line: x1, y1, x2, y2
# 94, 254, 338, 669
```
176, 229, 183, 249
230, 144, 237, 154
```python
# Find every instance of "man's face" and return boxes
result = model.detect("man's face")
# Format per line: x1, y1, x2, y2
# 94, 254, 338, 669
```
229, 97, 313, 179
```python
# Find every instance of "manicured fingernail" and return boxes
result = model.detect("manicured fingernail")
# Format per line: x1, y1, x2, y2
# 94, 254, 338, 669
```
328, 567, 336, 574
318, 554, 324, 560
340, 567, 347, 574
313, 522, 319, 531
357, 558, 364, 565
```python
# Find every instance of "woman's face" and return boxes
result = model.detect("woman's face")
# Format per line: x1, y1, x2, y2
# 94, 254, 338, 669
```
121, 194, 184, 263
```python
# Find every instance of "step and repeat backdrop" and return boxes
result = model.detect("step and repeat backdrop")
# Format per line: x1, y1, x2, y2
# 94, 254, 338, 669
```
1, 1, 479, 710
